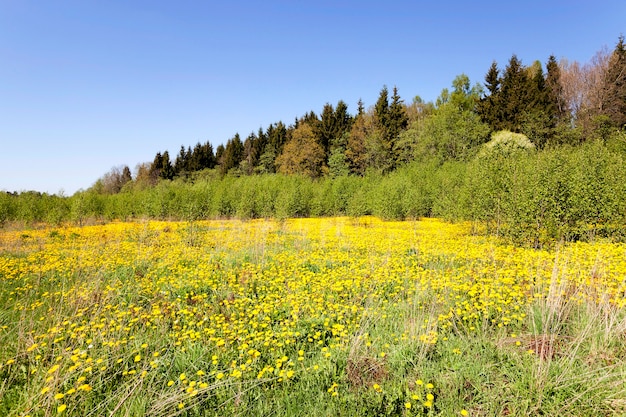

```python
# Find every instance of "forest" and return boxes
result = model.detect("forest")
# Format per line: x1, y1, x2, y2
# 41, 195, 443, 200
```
2, 36, 626, 246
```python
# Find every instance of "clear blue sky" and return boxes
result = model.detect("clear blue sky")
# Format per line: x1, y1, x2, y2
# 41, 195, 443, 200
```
1, 1, 624, 195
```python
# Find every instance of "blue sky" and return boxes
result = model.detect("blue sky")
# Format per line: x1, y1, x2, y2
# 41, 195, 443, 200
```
1, 1, 624, 195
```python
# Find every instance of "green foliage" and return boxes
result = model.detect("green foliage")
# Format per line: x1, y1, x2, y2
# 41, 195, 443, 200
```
0, 193, 15, 225
400, 103, 490, 164
276, 123, 327, 178
478, 130, 535, 158
328, 147, 350, 178
5, 139, 626, 247
459, 141, 626, 245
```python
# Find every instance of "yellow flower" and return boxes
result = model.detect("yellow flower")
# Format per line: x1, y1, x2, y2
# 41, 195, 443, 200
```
57, 404, 67, 413
460, 410, 469, 416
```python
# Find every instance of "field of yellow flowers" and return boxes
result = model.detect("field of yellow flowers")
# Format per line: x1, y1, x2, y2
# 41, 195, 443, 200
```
1, 217, 626, 416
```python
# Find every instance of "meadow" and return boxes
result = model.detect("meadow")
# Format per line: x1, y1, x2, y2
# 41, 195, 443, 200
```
1, 217, 626, 416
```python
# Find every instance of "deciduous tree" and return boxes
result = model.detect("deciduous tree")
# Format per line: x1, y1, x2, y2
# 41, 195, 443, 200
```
275, 123, 326, 178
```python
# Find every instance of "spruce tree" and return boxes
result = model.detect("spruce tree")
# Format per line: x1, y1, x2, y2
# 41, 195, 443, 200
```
318, 103, 337, 156
500, 54, 528, 132
374, 86, 389, 132
220, 134, 244, 175
546, 55, 569, 122
160, 151, 174, 180
603, 35, 626, 128
478, 61, 502, 130
389, 87, 408, 137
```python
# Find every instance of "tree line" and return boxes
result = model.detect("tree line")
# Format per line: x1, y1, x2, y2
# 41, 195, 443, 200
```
2, 36, 626, 246
98, 35, 624, 188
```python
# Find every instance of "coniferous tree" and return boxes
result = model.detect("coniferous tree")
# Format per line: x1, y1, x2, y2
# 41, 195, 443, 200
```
174, 145, 191, 177
196, 141, 216, 170
388, 86, 409, 165
388, 87, 409, 141
334, 100, 352, 136
149, 152, 164, 182
122, 165, 132, 184
346, 111, 372, 176
220, 134, 244, 175
370, 86, 396, 172
317, 103, 337, 156
478, 61, 502, 130
241, 133, 260, 175
255, 127, 267, 162
266, 122, 288, 155
546, 55, 569, 123
374, 86, 389, 133
215, 144, 225, 167
603, 35, 626, 128
521, 61, 553, 147
188, 143, 202, 172
160, 151, 174, 180
500, 54, 529, 132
